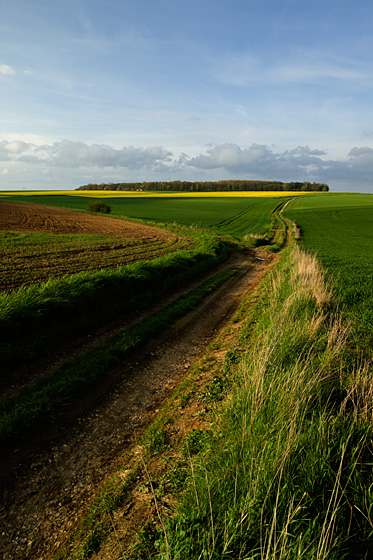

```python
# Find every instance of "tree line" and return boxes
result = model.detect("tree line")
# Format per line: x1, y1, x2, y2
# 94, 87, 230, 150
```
76, 180, 329, 192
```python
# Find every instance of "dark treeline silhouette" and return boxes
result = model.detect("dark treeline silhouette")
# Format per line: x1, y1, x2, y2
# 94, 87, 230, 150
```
76, 180, 329, 192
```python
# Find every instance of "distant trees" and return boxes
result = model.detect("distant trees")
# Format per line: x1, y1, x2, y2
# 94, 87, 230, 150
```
77, 180, 329, 193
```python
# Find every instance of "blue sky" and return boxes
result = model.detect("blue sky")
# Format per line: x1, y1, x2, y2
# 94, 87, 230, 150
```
1, 0, 373, 191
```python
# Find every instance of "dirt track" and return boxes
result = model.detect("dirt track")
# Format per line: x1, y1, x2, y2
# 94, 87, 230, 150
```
0, 203, 276, 559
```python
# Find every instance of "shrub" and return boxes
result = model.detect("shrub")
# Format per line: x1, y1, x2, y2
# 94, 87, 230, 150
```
87, 201, 111, 214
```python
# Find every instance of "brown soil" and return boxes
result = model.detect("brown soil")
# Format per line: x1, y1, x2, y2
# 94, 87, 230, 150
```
0, 201, 191, 293
0, 202, 277, 560
0, 200, 176, 241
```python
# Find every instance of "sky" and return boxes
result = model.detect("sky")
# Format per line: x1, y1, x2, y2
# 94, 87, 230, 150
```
1, 0, 373, 192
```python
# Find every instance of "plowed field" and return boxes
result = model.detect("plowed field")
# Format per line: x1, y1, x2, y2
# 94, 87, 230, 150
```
0, 200, 176, 238
0, 201, 191, 291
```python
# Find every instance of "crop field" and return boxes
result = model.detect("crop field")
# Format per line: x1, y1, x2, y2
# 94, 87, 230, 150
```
1, 189, 311, 197
2, 191, 305, 240
0, 201, 191, 292
0, 192, 292, 291
284, 193, 373, 347
0, 231, 191, 292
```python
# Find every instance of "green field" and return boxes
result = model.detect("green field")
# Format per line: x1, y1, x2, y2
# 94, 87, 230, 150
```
284, 193, 373, 348
1, 191, 288, 377
3, 193, 288, 240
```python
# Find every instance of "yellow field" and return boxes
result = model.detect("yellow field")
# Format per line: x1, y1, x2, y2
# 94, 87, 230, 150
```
1, 189, 319, 198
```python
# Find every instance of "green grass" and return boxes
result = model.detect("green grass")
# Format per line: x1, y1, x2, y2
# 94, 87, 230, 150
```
284, 192, 373, 210
284, 193, 373, 349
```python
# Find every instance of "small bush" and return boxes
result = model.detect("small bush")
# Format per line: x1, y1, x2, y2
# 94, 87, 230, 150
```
87, 201, 111, 214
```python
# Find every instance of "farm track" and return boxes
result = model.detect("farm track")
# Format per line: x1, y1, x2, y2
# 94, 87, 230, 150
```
0, 201, 277, 560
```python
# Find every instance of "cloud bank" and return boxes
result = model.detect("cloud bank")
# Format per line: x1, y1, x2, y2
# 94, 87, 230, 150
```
0, 140, 172, 170
187, 143, 330, 177
1, 139, 373, 190
186, 143, 373, 188
187, 144, 329, 175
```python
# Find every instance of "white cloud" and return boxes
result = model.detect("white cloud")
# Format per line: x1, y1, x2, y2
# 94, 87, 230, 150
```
188, 143, 273, 169
0, 140, 172, 170
0, 64, 15, 75
285, 146, 327, 157
4, 140, 30, 154
0, 140, 31, 161
347, 146, 373, 168
348, 146, 373, 158
192, 143, 331, 175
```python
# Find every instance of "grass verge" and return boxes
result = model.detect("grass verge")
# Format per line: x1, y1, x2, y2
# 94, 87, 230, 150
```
117, 246, 373, 560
